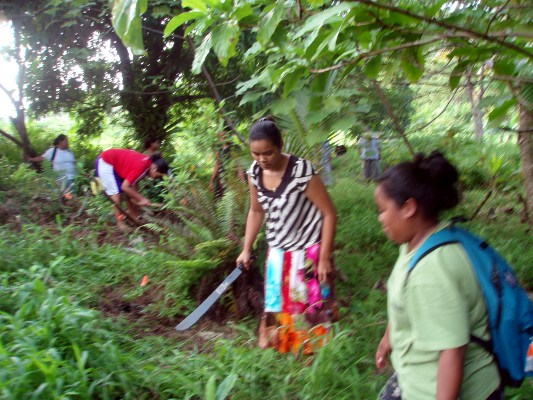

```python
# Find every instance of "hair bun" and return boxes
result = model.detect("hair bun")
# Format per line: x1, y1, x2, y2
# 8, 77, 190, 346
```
416, 151, 458, 186
258, 116, 275, 123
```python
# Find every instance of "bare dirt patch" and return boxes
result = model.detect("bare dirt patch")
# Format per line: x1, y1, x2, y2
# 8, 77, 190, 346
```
96, 280, 259, 350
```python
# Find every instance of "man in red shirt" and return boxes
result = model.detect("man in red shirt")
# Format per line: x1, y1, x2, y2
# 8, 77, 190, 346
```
95, 149, 169, 229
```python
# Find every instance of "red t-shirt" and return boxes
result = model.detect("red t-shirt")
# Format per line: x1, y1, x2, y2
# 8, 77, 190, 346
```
101, 149, 151, 185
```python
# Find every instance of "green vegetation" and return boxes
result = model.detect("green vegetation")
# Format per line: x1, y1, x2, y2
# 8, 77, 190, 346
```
0, 1, 532, 398
1, 134, 531, 399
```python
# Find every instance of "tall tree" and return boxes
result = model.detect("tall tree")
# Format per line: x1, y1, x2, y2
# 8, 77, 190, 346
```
0, 14, 39, 158
0, 0, 247, 145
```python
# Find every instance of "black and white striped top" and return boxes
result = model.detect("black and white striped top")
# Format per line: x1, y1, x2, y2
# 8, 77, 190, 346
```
248, 155, 322, 251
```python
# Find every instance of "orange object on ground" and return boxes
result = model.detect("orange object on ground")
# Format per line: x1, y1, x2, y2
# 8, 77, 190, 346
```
140, 275, 149, 287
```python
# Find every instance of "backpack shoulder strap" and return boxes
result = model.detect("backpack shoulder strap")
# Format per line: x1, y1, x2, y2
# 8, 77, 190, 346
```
51, 146, 58, 163
408, 227, 462, 272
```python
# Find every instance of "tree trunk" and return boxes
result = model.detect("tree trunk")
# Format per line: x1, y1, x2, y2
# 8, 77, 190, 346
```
466, 73, 484, 141
518, 102, 533, 226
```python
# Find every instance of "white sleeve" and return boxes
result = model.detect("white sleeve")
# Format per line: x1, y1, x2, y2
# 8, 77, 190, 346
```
42, 147, 54, 161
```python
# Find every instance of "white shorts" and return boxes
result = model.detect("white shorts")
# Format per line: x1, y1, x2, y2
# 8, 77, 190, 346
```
95, 157, 123, 195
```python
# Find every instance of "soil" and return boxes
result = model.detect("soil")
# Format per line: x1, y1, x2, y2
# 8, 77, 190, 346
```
97, 282, 257, 350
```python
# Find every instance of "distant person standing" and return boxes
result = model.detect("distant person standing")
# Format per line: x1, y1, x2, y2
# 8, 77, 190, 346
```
143, 137, 162, 157
26, 134, 76, 196
320, 139, 333, 186
357, 132, 381, 181
209, 128, 245, 199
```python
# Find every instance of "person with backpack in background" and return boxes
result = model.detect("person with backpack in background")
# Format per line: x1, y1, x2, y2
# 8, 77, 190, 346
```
95, 148, 169, 230
374, 151, 506, 400
26, 134, 76, 198
357, 131, 381, 182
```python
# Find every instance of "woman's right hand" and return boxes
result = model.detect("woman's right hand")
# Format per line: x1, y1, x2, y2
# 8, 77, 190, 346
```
236, 250, 253, 270
375, 332, 392, 369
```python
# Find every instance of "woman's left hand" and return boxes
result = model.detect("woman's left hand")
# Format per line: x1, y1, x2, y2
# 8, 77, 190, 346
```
317, 258, 333, 283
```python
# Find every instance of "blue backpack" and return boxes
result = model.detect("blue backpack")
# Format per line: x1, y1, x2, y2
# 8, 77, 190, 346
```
409, 224, 533, 387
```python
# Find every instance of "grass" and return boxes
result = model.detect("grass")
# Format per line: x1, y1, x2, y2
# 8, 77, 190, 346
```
0, 134, 532, 399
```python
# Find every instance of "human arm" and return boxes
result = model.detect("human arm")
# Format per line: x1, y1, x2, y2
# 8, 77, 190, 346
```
375, 322, 392, 369
121, 179, 152, 207
436, 346, 466, 400
26, 155, 45, 163
304, 174, 337, 282
236, 177, 265, 269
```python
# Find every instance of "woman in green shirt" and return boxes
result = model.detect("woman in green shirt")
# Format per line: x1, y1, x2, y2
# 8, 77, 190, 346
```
374, 151, 502, 400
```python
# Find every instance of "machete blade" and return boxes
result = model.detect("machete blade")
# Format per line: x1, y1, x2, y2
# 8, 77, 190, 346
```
175, 265, 243, 331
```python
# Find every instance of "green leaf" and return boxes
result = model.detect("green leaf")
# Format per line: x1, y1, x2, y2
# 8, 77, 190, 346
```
111, 0, 148, 55
271, 24, 290, 50
236, 76, 261, 95
164, 12, 205, 37
205, 374, 217, 400
487, 98, 516, 127
191, 32, 213, 74
152, 6, 171, 18
239, 91, 266, 106
401, 58, 423, 82
257, 3, 286, 46
183, 0, 208, 12
425, 0, 446, 18
244, 42, 262, 59
331, 115, 355, 132
283, 68, 308, 98
400, 48, 424, 83
231, 4, 254, 21
294, 3, 353, 39
364, 56, 381, 79
357, 30, 372, 51
271, 97, 297, 115
306, 0, 325, 7
215, 373, 237, 400
449, 61, 469, 90
493, 60, 516, 76
212, 22, 239, 66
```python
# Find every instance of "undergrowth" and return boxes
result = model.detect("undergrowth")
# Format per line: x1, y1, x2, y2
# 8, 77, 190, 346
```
0, 132, 531, 399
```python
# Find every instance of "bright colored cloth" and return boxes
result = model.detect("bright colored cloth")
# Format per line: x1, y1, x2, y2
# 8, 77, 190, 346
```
262, 243, 334, 354
387, 240, 500, 399
101, 149, 151, 185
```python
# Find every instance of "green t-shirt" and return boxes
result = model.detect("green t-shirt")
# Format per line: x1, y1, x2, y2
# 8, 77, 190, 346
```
387, 238, 500, 400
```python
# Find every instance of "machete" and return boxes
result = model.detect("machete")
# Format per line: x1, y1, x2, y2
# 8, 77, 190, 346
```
175, 264, 244, 331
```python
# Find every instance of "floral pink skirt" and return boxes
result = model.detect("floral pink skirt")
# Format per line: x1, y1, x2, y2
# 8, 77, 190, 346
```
259, 243, 336, 354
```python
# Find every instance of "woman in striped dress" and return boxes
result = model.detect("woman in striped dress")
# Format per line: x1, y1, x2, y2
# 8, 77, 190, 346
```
236, 117, 337, 354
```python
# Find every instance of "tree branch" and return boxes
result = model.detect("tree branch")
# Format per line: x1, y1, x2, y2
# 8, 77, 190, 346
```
0, 83, 17, 109
485, 0, 512, 35
372, 80, 415, 158
354, 0, 533, 59
0, 128, 24, 148
186, 36, 246, 144
310, 37, 443, 73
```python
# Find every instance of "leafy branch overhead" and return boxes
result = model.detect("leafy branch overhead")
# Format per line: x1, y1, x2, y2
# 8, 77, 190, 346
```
113, 0, 532, 99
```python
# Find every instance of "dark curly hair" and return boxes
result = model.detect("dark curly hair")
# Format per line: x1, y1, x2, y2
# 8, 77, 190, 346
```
377, 151, 460, 220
